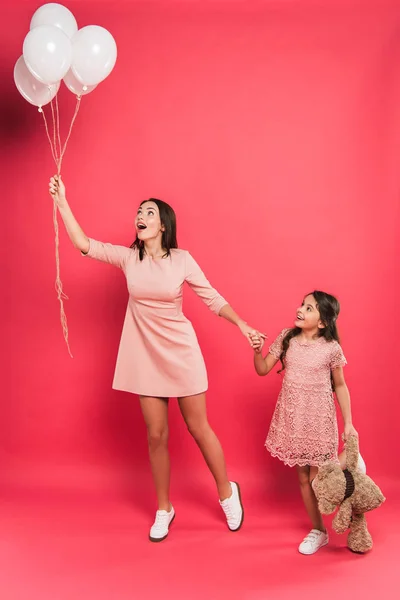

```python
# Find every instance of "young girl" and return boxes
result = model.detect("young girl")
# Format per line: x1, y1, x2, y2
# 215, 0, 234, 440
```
251, 291, 365, 555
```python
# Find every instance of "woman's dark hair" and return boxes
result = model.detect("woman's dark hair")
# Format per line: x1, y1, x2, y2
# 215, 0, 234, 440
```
131, 198, 178, 260
278, 291, 341, 381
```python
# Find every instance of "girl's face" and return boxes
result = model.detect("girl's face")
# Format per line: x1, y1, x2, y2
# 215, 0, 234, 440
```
295, 294, 325, 331
135, 201, 165, 242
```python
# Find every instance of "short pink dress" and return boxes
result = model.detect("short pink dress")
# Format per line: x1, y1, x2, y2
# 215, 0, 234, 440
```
84, 239, 227, 398
265, 329, 347, 467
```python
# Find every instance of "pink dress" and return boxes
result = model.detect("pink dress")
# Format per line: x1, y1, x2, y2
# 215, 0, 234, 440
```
84, 239, 227, 397
265, 329, 347, 467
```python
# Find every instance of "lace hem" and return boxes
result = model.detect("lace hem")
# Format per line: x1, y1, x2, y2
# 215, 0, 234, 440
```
265, 442, 339, 468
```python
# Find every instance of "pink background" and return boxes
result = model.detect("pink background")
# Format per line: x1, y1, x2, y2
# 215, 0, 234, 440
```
3, 0, 400, 489
1, 2, 399, 597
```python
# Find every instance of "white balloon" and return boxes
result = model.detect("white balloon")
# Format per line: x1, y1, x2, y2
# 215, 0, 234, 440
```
14, 55, 60, 107
30, 3, 78, 39
63, 69, 97, 96
71, 26, 117, 87
23, 24, 72, 85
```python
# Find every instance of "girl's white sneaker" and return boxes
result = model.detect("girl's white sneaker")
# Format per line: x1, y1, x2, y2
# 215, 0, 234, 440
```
298, 529, 329, 555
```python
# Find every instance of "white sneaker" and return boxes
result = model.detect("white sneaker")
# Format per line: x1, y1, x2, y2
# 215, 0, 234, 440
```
357, 453, 367, 474
298, 529, 329, 555
149, 506, 175, 542
219, 481, 244, 531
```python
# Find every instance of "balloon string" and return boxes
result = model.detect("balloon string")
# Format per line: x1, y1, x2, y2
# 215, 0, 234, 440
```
41, 108, 58, 166
55, 93, 62, 162
58, 96, 81, 173
50, 99, 59, 162
53, 193, 73, 358
40, 93, 82, 358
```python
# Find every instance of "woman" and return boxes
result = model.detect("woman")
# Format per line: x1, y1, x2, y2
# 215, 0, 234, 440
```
49, 174, 264, 542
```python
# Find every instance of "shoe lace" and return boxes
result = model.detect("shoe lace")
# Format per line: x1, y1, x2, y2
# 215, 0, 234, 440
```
221, 499, 234, 519
153, 512, 169, 531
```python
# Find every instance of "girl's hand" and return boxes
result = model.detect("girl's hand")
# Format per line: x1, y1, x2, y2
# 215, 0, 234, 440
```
251, 333, 265, 354
238, 321, 267, 349
342, 423, 359, 442
49, 174, 67, 207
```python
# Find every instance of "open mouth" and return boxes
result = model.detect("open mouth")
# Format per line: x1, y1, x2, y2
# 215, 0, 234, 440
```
137, 223, 147, 230
296, 314, 304, 321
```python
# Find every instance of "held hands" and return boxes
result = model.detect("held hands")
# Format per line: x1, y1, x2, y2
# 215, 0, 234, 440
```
250, 332, 265, 354
238, 321, 267, 351
49, 174, 67, 207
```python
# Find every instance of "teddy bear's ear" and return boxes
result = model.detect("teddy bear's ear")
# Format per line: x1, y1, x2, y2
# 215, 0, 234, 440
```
317, 462, 337, 480
318, 497, 337, 515
345, 435, 359, 471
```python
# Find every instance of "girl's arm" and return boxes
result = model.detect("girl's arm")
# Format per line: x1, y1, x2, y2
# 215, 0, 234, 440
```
252, 336, 278, 376
332, 367, 358, 440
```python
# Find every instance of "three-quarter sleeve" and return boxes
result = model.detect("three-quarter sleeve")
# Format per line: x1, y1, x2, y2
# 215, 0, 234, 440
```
82, 238, 132, 271
184, 252, 227, 315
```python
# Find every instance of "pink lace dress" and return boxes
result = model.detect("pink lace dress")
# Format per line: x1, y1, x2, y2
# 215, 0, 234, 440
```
265, 329, 347, 467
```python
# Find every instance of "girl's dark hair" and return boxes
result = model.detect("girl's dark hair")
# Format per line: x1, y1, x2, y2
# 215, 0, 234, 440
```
278, 291, 341, 382
131, 198, 178, 260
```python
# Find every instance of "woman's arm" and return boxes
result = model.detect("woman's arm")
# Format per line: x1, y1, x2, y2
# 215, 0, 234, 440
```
49, 175, 131, 269
184, 252, 266, 347
49, 175, 89, 253
219, 304, 266, 347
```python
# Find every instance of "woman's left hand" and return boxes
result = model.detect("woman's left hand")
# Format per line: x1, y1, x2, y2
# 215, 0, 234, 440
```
342, 423, 359, 442
238, 321, 267, 349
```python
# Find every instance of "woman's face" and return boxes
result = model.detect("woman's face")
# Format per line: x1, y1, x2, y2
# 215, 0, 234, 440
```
135, 201, 165, 242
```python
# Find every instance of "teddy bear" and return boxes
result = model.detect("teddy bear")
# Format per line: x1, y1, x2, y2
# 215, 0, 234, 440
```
312, 434, 385, 553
